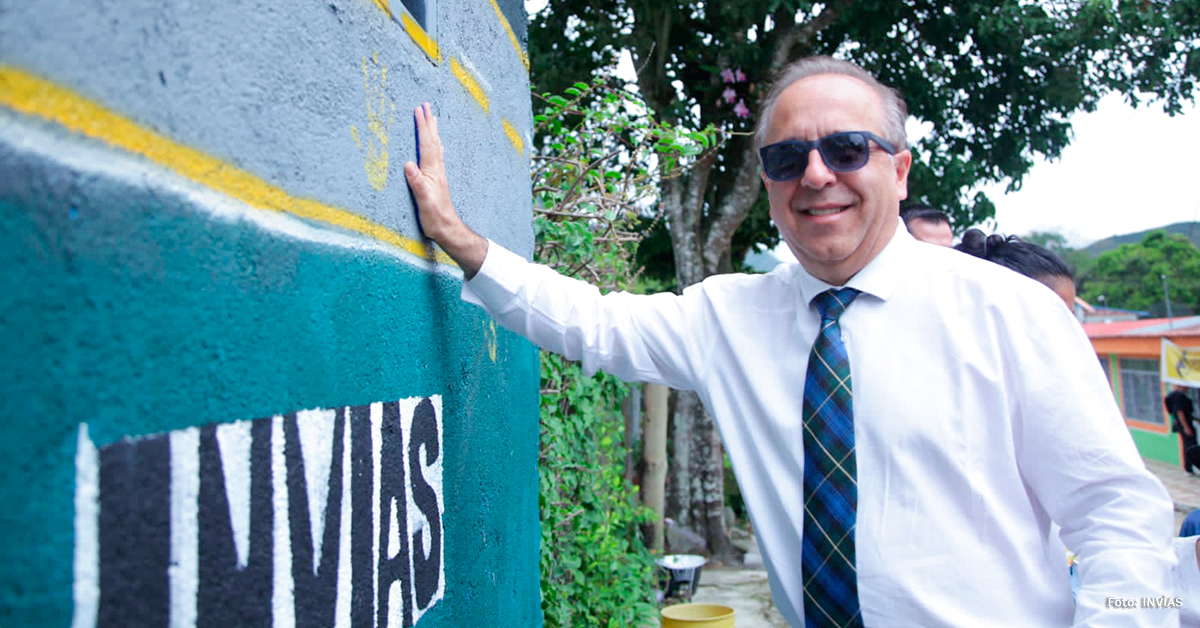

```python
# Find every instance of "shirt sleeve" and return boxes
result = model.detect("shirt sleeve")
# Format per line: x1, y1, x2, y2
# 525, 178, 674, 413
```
1173, 537, 1200, 626
460, 241, 708, 391
1009, 288, 1178, 627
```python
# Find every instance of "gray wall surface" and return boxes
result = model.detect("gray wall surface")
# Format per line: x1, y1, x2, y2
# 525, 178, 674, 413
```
0, 0, 541, 626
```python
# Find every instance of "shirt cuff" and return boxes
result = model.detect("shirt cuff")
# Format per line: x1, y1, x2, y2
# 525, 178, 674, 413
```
1176, 536, 1200, 591
460, 239, 527, 311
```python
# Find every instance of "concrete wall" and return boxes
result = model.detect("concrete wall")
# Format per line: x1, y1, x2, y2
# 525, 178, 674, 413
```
0, 0, 539, 625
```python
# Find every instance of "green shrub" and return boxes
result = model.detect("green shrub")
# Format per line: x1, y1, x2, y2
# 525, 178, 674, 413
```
530, 78, 719, 626
538, 354, 657, 627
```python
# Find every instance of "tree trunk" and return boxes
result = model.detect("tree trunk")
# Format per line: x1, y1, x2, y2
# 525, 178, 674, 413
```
666, 388, 696, 532
641, 383, 669, 553
623, 383, 642, 487
691, 400, 742, 565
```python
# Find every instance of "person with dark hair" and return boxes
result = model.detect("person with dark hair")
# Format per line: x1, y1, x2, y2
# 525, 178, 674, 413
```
900, 204, 953, 247
1167, 384, 1199, 474
955, 228, 1076, 308
405, 55, 1174, 626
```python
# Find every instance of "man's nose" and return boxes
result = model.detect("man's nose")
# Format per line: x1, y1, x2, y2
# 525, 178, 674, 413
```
800, 148, 836, 188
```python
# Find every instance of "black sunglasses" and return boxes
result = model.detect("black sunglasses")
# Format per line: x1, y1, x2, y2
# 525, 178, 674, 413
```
759, 131, 898, 181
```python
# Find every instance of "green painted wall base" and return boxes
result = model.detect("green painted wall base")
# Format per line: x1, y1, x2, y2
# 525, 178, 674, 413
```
1129, 428, 1180, 465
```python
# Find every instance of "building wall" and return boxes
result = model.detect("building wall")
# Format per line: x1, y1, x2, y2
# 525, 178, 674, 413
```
1099, 351, 1180, 464
0, 0, 540, 626
1130, 429, 1181, 465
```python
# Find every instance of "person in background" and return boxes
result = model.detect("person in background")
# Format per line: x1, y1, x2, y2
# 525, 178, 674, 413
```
1167, 384, 1199, 474
900, 204, 953, 246
1182, 509, 1200, 537
405, 55, 1175, 626
955, 228, 1076, 309
957, 227, 1194, 611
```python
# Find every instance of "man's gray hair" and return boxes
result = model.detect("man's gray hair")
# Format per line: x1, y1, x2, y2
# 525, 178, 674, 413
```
754, 56, 909, 154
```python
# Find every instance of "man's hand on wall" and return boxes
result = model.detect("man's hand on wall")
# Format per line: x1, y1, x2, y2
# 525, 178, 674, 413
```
405, 103, 489, 278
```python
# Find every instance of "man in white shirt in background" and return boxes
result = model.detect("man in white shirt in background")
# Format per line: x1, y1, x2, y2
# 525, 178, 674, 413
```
404, 56, 1177, 626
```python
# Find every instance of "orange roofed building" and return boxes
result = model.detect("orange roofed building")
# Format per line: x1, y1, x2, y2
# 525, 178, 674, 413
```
1085, 316, 1200, 464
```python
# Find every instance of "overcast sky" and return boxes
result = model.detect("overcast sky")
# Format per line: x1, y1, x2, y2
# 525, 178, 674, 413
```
983, 93, 1200, 247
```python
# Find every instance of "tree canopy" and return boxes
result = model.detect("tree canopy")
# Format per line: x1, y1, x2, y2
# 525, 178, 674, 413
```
1080, 230, 1200, 316
530, 0, 1200, 242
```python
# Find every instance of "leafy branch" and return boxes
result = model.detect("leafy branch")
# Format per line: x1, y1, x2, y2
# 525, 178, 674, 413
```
533, 77, 723, 627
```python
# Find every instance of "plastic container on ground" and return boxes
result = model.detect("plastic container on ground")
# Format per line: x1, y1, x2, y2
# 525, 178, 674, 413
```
661, 602, 736, 627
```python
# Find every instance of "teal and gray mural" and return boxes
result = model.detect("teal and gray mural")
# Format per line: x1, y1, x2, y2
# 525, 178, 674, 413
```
0, 0, 539, 625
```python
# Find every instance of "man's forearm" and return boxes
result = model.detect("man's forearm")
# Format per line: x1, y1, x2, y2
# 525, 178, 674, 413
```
429, 218, 488, 279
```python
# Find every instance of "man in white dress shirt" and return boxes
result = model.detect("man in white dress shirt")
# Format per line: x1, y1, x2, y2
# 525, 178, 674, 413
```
404, 56, 1177, 626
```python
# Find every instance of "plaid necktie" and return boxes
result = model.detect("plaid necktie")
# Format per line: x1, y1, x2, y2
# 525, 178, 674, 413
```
802, 287, 863, 628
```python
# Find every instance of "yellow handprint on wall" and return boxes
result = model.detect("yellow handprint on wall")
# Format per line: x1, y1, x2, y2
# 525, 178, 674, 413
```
350, 52, 395, 191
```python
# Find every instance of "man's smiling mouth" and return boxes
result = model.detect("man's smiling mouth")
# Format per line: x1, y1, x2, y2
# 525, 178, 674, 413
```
803, 205, 849, 217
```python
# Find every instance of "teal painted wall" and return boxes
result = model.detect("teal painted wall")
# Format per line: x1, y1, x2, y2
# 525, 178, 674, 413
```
0, 0, 540, 626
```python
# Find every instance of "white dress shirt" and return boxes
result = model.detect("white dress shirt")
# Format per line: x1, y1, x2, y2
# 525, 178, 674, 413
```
463, 224, 1177, 627
1175, 537, 1200, 626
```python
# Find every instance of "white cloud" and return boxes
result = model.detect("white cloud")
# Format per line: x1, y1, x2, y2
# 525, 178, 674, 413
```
986, 93, 1200, 247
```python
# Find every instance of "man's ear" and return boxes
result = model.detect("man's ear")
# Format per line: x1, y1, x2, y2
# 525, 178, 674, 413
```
893, 150, 912, 200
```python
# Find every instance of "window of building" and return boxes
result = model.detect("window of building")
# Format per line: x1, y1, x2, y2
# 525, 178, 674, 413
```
396, 0, 438, 64
1119, 357, 1164, 425
401, 0, 427, 28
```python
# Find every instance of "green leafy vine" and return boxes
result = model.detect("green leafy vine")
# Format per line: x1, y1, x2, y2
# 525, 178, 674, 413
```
532, 77, 719, 627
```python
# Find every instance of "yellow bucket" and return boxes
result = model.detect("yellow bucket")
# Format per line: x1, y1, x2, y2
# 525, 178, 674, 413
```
661, 603, 735, 628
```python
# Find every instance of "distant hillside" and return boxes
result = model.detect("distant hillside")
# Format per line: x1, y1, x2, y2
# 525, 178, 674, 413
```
1081, 221, 1200, 258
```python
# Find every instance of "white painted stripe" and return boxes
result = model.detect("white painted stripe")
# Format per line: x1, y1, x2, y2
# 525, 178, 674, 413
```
389, 399, 414, 628
400, 399, 421, 620
296, 408, 336, 574
0, 113, 465, 281
334, 409, 353, 628
215, 420, 253, 569
402, 396, 445, 624
454, 53, 496, 95
387, 496, 403, 628
388, 496, 402, 560
371, 402, 383, 628
271, 416, 295, 626
387, 579, 404, 628
432, 396, 451, 614
169, 427, 200, 628
72, 424, 99, 628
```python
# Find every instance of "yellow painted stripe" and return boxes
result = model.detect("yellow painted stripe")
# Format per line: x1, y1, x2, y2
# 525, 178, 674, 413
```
0, 66, 456, 267
371, 0, 393, 18
400, 12, 441, 64
501, 118, 524, 155
450, 58, 490, 114
487, 0, 529, 72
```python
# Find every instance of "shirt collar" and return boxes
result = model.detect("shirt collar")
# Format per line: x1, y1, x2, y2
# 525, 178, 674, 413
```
794, 221, 915, 309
